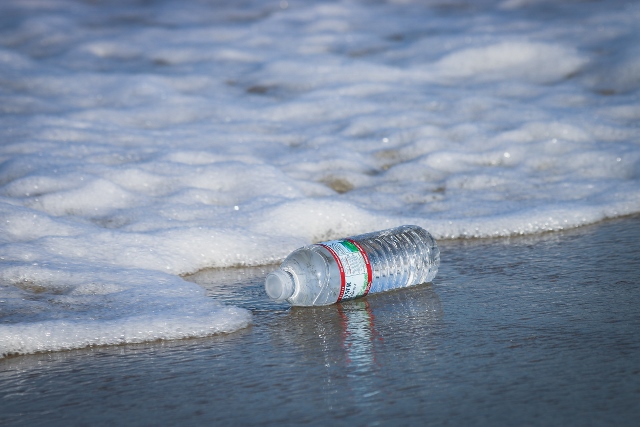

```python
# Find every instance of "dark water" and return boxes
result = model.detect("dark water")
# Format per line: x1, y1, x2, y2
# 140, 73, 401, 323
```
1, 216, 639, 426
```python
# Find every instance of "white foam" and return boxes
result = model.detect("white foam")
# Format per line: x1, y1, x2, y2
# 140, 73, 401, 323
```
433, 41, 587, 84
1, 0, 639, 357
0, 267, 251, 357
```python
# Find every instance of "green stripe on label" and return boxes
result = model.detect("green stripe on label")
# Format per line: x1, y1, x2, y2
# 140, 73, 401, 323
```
342, 240, 359, 253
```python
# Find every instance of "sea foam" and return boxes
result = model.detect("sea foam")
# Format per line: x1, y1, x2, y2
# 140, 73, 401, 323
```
1, 0, 639, 357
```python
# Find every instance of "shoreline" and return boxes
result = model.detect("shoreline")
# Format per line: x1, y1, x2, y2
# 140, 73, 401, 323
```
2, 213, 638, 362
2, 214, 638, 426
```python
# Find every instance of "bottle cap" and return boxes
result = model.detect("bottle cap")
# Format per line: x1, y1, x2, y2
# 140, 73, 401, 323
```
265, 270, 295, 302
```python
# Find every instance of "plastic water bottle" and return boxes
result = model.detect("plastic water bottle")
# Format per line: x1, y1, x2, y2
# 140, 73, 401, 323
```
265, 225, 440, 306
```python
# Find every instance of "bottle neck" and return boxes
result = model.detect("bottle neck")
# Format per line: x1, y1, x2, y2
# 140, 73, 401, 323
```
265, 269, 295, 302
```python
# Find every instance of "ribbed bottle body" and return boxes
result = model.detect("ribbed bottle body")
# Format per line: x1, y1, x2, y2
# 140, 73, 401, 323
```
351, 225, 440, 294
265, 225, 439, 306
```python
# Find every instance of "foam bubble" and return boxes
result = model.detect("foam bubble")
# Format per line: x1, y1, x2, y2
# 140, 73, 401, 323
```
434, 41, 587, 84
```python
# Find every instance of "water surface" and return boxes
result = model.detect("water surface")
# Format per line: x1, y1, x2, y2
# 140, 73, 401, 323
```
1, 215, 639, 426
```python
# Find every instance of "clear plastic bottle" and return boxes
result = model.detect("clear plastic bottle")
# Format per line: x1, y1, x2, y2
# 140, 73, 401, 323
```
265, 225, 440, 306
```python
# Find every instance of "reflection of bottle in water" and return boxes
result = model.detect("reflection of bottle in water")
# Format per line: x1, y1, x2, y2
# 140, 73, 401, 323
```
337, 300, 380, 370
268, 284, 443, 412
265, 225, 440, 306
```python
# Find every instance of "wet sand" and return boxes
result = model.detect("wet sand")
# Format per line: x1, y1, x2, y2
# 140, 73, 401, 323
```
1, 216, 639, 426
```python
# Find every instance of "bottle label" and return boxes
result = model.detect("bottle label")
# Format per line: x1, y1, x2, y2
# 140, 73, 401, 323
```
317, 239, 372, 302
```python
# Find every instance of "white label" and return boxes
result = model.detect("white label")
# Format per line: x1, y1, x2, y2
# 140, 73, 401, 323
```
317, 239, 372, 302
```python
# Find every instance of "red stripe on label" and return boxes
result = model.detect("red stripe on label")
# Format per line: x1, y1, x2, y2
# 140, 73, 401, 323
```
317, 243, 346, 301
347, 239, 373, 296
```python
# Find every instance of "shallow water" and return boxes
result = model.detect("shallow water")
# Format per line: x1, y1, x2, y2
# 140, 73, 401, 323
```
2, 0, 640, 355
1, 215, 639, 426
